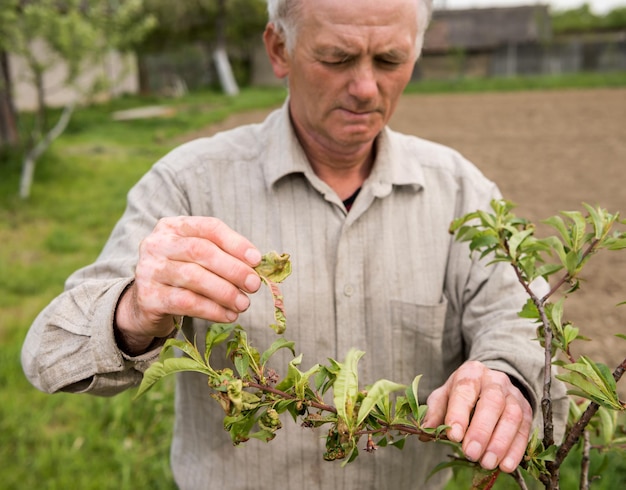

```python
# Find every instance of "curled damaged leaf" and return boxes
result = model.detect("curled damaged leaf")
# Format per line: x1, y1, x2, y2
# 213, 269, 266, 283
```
255, 252, 292, 334
255, 251, 292, 282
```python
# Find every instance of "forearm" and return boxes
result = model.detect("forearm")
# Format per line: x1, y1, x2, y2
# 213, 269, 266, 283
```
21, 278, 163, 396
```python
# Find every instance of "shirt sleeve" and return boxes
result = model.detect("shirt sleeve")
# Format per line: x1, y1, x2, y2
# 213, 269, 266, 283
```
446, 179, 569, 438
21, 151, 193, 396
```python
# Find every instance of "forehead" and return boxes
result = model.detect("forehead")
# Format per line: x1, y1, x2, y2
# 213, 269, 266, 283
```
298, 0, 418, 52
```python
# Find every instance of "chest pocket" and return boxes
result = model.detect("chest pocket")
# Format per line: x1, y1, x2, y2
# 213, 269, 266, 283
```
391, 298, 448, 401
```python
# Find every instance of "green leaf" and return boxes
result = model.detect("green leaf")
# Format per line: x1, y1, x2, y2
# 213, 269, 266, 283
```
556, 357, 622, 410
136, 357, 210, 398
549, 298, 565, 334
356, 379, 406, 426
449, 211, 480, 235
333, 349, 365, 431
205, 323, 236, 360
565, 250, 581, 275
469, 233, 499, 252
535, 263, 564, 280
254, 251, 292, 283
390, 437, 406, 450
536, 444, 558, 462
583, 203, 605, 240
223, 410, 258, 445
518, 298, 540, 320
293, 363, 321, 399
561, 210, 587, 251
405, 374, 422, 420
605, 236, 626, 250
543, 215, 572, 249
163, 338, 205, 366
274, 353, 303, 392
562, 324, 582, 346
508, 228, 534, 259
255, 252, 292, 335
260, 338, 296, 366
234, 354, 250, 378
597, 406, 617, 446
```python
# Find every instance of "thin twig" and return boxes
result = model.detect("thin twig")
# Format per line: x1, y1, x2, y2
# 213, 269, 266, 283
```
246, 380, 337, 414
540, 239, 601, 303
512, 468, 530, 490
553, 356, 626, 469
511, 263, 555, 447
579, 430, 591, 490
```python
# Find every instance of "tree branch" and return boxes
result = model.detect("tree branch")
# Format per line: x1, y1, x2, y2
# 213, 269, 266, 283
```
20, 101, 76, 199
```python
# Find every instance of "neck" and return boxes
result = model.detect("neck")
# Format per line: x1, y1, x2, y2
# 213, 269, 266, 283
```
292, 121, 377, 201
310, 154, 372, 200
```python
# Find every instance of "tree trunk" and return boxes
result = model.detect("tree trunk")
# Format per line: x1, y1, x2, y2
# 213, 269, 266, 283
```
20, 102, 75, 199
214, 0, 239, 96
136, 52, 151, 96
0, 51, 19, 149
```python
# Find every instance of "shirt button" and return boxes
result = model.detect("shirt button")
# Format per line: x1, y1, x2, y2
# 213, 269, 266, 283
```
343, 284, 354, 297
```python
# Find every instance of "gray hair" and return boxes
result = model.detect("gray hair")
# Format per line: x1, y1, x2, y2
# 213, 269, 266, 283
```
266, 0, 433, 59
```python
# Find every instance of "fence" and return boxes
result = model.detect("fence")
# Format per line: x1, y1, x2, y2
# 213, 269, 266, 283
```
415, 37, 626, 80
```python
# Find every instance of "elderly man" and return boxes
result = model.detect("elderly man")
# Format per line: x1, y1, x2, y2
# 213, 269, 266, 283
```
22, 0, 566, 488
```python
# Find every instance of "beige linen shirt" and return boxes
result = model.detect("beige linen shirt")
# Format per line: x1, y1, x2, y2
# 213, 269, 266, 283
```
22, 102, 566, 489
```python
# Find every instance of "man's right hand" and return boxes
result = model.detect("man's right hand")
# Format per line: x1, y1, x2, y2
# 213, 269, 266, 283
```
114, 216, 262, 354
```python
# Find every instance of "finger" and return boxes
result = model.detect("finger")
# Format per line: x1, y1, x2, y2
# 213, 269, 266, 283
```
461, 377, 507, 463
499, 418, 532, 473
423, 385, 449, 429
161, 260, 252, 314
488, 393, 532, 473
157, 284, 244, 324
144, 217, 262, 293
164, 236, 261, 293
442, 370, 483, 443
166, 216, 262, 267
473, 393, 524, 470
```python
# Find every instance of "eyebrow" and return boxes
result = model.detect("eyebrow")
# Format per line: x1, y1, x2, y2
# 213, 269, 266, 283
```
313, 46, 355, 58
314, 45, 410, 61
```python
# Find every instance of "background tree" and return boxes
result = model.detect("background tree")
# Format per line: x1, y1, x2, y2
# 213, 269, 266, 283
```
0, 0, 156, 198
552, 4, 626, 33
136, 0, 266, 94
0, 2, 19, 152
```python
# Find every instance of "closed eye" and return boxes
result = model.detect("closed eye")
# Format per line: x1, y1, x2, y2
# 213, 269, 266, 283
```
320, 57, 354, 66
375, 57, 404, 68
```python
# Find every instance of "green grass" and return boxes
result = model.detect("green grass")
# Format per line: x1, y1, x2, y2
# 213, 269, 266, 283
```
406, 70, 626, 94
1, 78, 625, 488
0, 86, 286, 489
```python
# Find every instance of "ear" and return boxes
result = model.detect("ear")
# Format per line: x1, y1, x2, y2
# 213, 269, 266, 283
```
263, 23, 290, 79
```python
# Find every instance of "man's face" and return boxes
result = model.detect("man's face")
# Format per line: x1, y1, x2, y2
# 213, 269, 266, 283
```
277, 0, 418, 155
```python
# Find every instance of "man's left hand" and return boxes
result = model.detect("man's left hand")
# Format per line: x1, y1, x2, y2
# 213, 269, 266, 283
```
422, 360, 533, 473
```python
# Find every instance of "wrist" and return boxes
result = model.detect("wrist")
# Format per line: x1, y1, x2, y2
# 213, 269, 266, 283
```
113, 323, 156, 355
114, 281, 156, 355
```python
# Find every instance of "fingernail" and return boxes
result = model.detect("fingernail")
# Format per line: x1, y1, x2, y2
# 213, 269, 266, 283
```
449, 423, 464, 442
465, 441, 482, 462
245, 273, 261, 292
501, 457, 516, 473
482, 451, 498, 470
245, 248, 262, 265
235, 293, 250, 312
225, 310, 238, 322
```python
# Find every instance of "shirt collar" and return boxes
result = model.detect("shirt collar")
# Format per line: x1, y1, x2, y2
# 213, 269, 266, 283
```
263, 100, 425, 195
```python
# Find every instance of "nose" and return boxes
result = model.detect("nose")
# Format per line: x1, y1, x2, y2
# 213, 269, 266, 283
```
347, 61, 378, 102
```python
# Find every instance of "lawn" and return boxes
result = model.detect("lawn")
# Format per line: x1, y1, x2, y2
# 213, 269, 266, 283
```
1, 73, 625, 489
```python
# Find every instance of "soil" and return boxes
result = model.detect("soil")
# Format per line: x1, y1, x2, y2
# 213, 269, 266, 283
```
195, 88, 626, 397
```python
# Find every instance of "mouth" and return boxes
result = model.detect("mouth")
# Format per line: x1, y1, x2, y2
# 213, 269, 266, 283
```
338, 108, 380, 119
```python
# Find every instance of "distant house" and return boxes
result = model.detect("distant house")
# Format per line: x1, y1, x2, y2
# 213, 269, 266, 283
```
417, 5, 552, 79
